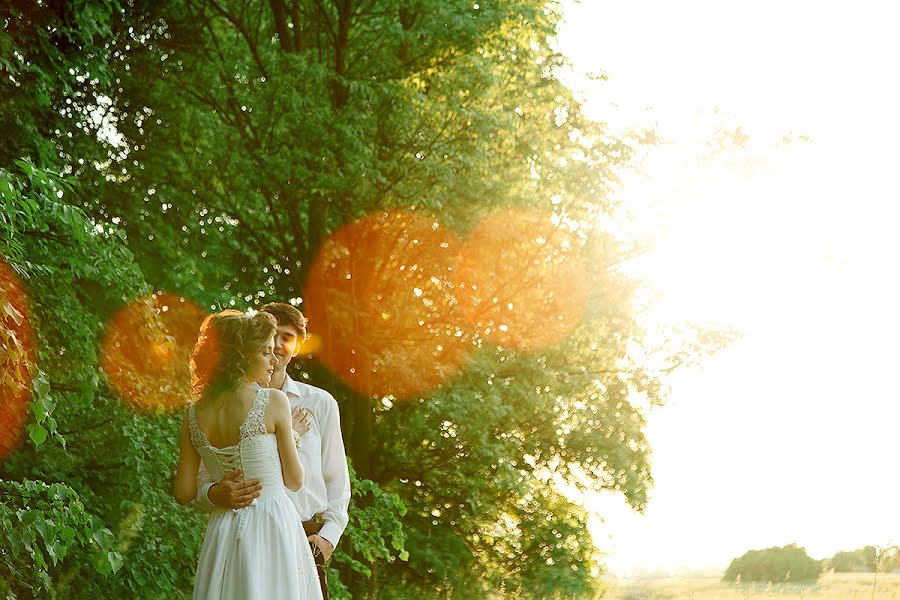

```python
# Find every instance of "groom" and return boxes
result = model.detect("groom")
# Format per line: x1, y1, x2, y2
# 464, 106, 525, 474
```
192, 302, 350, 599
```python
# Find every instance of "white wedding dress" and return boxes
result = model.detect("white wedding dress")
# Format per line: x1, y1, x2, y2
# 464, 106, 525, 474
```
188, 385, 322, 600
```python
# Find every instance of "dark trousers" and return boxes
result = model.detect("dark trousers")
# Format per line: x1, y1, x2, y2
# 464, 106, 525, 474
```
303, 521, 329, 600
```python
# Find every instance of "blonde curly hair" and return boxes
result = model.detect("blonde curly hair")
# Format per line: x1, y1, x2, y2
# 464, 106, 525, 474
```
189, 310, 277, 403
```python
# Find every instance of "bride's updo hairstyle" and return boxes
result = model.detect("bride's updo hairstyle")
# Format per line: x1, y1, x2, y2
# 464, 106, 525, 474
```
190, 310, 277, 403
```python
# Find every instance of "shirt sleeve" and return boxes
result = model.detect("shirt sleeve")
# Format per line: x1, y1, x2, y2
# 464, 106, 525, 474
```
316, 392, 351, 547
190, 457, 218, 512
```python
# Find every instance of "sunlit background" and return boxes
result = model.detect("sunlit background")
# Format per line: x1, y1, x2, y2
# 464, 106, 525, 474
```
558, 0, 900, 576
2, 2, 897, 593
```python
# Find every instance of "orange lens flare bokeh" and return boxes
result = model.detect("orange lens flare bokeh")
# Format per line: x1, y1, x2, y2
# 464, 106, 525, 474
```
0, 260, 34, 460
101, 293, 206, 413
454, 209, 589, 351
305, 211, 470, 399
295, 333, 323, 357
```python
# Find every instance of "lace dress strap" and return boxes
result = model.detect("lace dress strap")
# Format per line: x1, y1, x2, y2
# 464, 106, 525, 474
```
187, 404, 209, 450
239, 386, 271, 441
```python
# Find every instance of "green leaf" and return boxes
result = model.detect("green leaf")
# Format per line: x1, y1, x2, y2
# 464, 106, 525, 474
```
33, 371, 50, 398
92, 526, 114, 549
108, 551, 124, 574
18, 510, 40, 527
35, 519, 57, 546
95, 553, 112, 576
30, 398, 48, 421
59, 525, 76, 548
28, 423, 48, 446
50, 540, 65, 562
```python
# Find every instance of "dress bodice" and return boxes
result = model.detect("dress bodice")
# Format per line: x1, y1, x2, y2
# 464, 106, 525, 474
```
189, 386, 287, 496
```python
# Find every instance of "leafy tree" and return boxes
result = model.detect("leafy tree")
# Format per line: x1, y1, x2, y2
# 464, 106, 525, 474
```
881, 546, 900, 573
80, 1, 732, 596
0, 1, 121, 167
0, 163, 131, 597
0, 135, 406, 600
1, 3, 140, 592
724, 544, 822, 583
68, 1, 660, 595
829, 545, 896, 573
1, 0, 736, 597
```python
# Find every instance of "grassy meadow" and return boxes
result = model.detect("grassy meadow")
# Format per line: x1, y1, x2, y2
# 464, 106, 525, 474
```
606, 572, 900, 600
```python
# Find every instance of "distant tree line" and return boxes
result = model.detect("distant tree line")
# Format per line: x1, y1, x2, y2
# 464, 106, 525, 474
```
828, 545, 899, 573
724, 543, 900, 584
723, 544, 821, 583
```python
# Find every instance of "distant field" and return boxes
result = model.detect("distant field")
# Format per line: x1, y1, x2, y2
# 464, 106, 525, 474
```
605, 572, 900, 599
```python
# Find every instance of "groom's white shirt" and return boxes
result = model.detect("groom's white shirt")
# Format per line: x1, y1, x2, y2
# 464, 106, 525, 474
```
192, 375, 352, 547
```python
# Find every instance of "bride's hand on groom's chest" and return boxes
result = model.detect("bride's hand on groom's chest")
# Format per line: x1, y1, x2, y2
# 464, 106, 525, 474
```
291, 405, 317, 435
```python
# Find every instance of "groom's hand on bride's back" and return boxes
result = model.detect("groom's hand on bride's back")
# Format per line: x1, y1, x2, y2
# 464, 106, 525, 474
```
208, 469, 261, 509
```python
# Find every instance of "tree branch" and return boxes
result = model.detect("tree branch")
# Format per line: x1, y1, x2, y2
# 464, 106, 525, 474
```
268, 0, 295, 52
206, 0, 271, 78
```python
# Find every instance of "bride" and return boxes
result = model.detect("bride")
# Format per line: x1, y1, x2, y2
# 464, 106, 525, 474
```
174, 310, 322, 599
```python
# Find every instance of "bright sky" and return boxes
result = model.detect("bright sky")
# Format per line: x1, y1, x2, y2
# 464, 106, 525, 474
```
556, 0, 900, 576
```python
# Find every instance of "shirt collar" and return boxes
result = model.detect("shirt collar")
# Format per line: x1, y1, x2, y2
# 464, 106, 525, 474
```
280, 371, 302, 400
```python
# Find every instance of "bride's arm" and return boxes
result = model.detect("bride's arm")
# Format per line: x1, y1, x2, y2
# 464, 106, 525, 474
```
270, 390, 304, 492
174, 411, 201, 505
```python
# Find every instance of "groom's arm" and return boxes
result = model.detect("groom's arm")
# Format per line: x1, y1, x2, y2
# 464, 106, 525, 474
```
190, 460, 218, 511
191, 462, 262, 511
316, 393, 351, 548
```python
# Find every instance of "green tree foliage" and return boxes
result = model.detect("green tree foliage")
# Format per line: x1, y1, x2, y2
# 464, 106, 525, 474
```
0, 1, 121, 167
2, 81, 404, 600
68, 1, 679, 595
0, 2, 407, 596
0, 163, 134, 597
829, 545, 899, 573
327, 462, 408, 598
0, 479, 119, 597
881, 546, 900, 573
1, 5, 133, 591
0, 0, 736, 597
723, 544, 822, 583
829, 548, 873, 573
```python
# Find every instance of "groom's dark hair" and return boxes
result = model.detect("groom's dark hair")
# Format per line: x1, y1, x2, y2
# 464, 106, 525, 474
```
259, 302, 308, 339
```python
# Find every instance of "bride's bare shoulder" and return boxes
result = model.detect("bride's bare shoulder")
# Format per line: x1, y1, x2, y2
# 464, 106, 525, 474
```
265, 388, 290, 410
